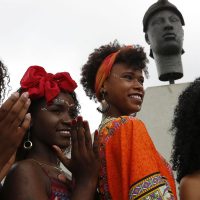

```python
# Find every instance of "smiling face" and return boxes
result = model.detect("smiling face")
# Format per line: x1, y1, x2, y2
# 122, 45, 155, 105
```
103, 63, 145, 117
146, 9, 184, 56
31, 92, 75, 150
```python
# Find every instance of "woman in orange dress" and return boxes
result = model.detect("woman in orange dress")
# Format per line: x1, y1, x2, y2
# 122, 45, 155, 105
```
80, 41, 177, 200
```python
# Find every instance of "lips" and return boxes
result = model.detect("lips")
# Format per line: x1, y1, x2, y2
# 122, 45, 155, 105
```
163, 33, 176, 39
128, 93, 143, 103
56, 129, 71, 137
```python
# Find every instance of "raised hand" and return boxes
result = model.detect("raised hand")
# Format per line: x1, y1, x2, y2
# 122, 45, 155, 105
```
0, 92, 31, 181
53, 116, 100, 200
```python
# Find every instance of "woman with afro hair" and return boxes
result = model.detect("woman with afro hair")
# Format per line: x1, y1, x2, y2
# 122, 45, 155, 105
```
171, 77, 200, 199
81, 41, 177, 200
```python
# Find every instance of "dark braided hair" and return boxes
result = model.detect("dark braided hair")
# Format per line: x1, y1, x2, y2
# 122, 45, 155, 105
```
0, 60, 10, 103
80, 41, 149, 102
171, 77, 200, 182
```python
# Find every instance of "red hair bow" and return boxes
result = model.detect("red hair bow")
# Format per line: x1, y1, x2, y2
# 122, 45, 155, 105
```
20, 65, 77, 103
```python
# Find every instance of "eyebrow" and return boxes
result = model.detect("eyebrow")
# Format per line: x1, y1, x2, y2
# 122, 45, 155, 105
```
121, 70, 143, 75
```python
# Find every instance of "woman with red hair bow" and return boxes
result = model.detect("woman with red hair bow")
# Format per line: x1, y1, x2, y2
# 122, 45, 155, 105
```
1, 66, 99, 200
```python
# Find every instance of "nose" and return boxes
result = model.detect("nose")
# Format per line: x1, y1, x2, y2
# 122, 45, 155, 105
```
133, 80, 144, 92
62, 119, 71, 126
164, 19, 173, 31
60, 112, 73, 124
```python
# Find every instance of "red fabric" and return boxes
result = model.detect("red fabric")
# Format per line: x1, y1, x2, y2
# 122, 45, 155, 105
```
20, 66, 77, 103
50, 177, 72, 200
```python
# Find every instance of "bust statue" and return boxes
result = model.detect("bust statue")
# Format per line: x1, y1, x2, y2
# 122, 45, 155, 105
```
143, 0, 185, 83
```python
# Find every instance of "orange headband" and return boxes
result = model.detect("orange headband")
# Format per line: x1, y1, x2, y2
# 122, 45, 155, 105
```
95, 46, 134, 99
95, 51, 119, 99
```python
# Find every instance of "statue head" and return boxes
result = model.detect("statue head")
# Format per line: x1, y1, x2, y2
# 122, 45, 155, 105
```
143, 0, 185, 58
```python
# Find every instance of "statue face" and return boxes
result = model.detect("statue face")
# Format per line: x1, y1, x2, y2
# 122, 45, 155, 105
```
146, 9, 184, 56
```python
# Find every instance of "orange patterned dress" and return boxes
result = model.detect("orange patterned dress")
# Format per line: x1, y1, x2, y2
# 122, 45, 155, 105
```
97, 116, 177, 200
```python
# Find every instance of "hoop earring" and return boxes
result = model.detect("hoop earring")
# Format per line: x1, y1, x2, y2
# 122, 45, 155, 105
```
97, 92, 110, 114
23, 127, 33, 150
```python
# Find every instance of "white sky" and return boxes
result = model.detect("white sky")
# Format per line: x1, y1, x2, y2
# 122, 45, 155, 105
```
0, 0, 199, 132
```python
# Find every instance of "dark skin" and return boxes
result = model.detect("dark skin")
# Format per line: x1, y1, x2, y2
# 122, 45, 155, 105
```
179, 172, 200, 200
53, 117, 99, 200
0, 92, 31, 181
1, 92, 99, 200
103, 63, 145, 117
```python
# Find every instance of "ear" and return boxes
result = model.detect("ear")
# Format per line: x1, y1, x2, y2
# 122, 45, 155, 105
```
100, 86, 106, 94
101, 80, 109, 93
145, 33, 150, 45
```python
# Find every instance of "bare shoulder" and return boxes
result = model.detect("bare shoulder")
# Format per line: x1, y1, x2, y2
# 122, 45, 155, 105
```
1, 159, 49, 200
180, 172, 200, 200
5, 159, 46, 182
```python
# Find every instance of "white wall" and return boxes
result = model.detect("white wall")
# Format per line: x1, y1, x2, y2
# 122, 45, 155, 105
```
137, 82, 189, 161
137, 82, 190, 198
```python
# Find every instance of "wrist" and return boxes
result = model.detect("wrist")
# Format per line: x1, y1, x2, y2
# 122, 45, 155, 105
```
75, 176, 97, 189
71, 179, 97, 200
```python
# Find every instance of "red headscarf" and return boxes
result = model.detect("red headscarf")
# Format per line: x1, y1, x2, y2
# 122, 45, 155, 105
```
20, 65, 77, 104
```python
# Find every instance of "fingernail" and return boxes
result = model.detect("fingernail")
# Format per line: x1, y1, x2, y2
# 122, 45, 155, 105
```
83, 120, 88, 126
52, 145, 62, 154
11, 92, 19, 98
77, 116, 82, 122
26, 98, 31, 105
26, 113, 31, 119
72, 119, 76, 125
95, 130, 98, 137
52, 145, 58, 150
22, 92, 29, 98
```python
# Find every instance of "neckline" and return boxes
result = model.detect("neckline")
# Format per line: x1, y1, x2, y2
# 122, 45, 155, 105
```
99, 116, 117, 131
30, 159, 63, 173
